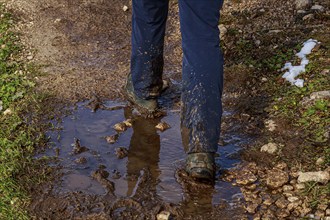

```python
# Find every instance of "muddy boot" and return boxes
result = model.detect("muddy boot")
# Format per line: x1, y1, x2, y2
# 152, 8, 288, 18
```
124, 74, 158, 114
186, 153, 215, 181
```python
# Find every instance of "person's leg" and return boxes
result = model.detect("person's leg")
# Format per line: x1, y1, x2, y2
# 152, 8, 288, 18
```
130, 0, 169, 100
178, 0, 224, 180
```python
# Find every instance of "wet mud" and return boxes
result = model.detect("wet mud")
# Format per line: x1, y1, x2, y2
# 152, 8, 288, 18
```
31, 101, 250, 219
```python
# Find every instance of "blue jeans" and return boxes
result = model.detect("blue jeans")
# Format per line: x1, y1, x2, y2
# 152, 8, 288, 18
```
131, 0, 224, 154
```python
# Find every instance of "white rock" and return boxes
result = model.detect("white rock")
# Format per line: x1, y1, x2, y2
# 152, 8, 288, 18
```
3, 108, 12, 116
310, 90, 330, 99
265, 119, 277, 131
218, 24, 227, 39
311, 5, 325, 12
0, 100, 3, 111
295, 0, 312, 9
316, 157, 325, 166
157, 211, 171, 220
123, 5, 129, 12
298, 171, 329, 184
261, 143, 278, 154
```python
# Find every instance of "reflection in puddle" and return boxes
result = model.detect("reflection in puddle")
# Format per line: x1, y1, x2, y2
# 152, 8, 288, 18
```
44, 101, 245, 217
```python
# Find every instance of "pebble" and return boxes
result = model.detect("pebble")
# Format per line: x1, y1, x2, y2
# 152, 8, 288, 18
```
287, 196, 300, 203
105, 134, 119, 144
295, 0, 312, 10
113, 122, 127, 132
266, 169, 289, 188
115, 147, 128, 159
156, 211, 171, 220
311, 5, 325, 12
3, 108, 12, 116
218, 24, 227, 39
236, 173, 257, 185
303, 13, 314, 20
283, 185, 294, 191
316, 157, 325, 166
298, 171, 329, 184
123, 5, 129, 12
27, 55, 33, 60
155, 121, 171, 132
123, 119, 133, 127
275, 197, 289, 209
295, 183, 305, 190
245, 203, 259, 214
260, 143, 278, 154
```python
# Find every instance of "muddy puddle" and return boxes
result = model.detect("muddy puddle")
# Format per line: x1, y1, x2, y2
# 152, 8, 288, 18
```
37, 101, 249, 219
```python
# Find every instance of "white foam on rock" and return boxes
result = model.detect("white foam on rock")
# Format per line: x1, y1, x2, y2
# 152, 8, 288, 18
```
281, 39, 319, 87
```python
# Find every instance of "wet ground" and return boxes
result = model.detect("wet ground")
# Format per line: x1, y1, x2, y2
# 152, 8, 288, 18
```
32, 101, 249, 219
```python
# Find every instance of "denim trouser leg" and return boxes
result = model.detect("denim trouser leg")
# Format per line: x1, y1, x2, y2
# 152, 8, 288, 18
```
131, 0, 224, 154
179, 0, 224, 154
131, 0, 169, 99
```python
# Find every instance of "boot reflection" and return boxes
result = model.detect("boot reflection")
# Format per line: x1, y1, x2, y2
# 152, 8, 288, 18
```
181, 186, 215, 217
125, 109, 161, 197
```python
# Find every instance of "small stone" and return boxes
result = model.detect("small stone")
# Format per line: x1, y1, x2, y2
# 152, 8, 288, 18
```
245, 184, 257, 190
260, 143, 278, 154
113, 122, 127, 132
287, 196, 300, 203
315, 210, 325, 218
303, 13, 314, 20
106, 134, 119, 144
266, 169, 289, 189
275, 162, 288, 170
317, 204, 328, 211
263, 198, 273, 206
72, 138, 88, 154
295, 0, 312, 9
275, 197, 289, 209
298, 171, 329, 184
75, 157, 87, 164
297, 9, 307, 14
27, 55, 33, 60
283, 185, 294, 191
218, 24, 227, 39
326, 209, 330, 215
123, 5, 129, 12
311, 5, 325, 12
310, 90, 330, 100
54, 18, 62, 23
155, 121, 171, 132
123, 119, 133, 127
3, 108, 12, 116
1, 44, 5, 49
264, 120, 277, 131
157, 211, 171, 220
261, 77, 268, 82
115, 147, 129, 159
236, 173, 257, 185
245, 203, 258, 214
276, 209, 290, 218
283, 191, 294, 198
316, 157, 325, 166
295, 183, 305, 190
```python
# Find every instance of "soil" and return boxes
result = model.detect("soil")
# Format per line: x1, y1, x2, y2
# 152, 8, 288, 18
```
3, 0, 330, 219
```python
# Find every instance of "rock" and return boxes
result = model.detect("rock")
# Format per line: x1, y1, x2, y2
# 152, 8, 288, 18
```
115, 147, 129, 159
316, 157, 325, 166
283, 185, 294, 191
260, 143, 278, 154
72, 138, 89, 154
311, 5, 325, 12
75, 157, 87, 164
123, 5, 129, 12
266, 169, 289, 188
317, 204, 328, 211
321, 69, 329, 75
295, 0, 312, 9
157, 211, 171, 220
155, 121, 171, 132
0, 100, 3, 111
310, 90, 330, 100
297, 205, 312, 216
264, 119, 277, 131
303, 13, 314, 20
113, 122, 127, 132
326, 208, 330, 215
287, 196, 300, 203
27, 55, 33, 60
275, 197, 289, 209
295, 183, 305, 190
276, 209, 290, 218
218, 24, 227, 39
3, 108, 12, 116
236, 173, 257, 185
123, 119, 133, 127
297, 171, 329, 184
287, 199, 302, 211
106, 134, 119, 144
275, 162, 288, 170
263, 198, 273, 206
245, 203, 259, 214
315, 209, 325, 218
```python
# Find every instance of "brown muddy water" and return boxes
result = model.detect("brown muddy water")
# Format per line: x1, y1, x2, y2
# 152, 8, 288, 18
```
36, 101, 249, 219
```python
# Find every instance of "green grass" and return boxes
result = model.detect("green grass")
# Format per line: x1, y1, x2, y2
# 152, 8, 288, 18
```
0, 5, 49, 219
